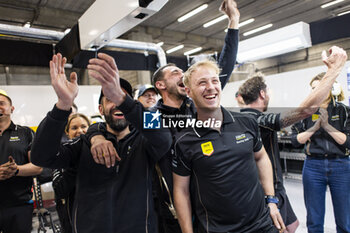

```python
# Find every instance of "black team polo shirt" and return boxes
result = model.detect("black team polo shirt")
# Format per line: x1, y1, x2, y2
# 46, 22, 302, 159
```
0, 122, 34, 208
172, 107, 272, 232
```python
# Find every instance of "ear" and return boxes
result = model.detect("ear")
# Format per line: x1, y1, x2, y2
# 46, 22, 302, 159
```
98, 104, 104, 116
259, 89, 266, 99
185, 86, 191, 98
10, 106, 14, 113
155, 80, 166, 91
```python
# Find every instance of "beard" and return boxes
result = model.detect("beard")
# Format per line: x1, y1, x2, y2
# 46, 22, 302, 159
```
104, 109, 129, 132
167, 83, 186, 100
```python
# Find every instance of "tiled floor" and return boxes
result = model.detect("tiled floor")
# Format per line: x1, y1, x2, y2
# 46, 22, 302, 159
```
31, 174, 337, 233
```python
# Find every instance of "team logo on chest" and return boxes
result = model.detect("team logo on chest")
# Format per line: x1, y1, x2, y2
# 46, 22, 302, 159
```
201, 141, 214, 156
9, 136, 20, 142
235, 134, 249, 144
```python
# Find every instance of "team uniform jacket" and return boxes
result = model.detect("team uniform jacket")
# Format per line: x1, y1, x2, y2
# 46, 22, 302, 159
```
31, 104, 172, 233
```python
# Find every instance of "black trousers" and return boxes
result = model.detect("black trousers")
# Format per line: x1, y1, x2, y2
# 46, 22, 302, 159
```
0, 204, 33, 233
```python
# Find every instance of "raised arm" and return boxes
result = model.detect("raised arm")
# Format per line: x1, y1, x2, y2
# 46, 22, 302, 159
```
31, 53, 80, 168
218, 0, 239, 88
279, 46, 347, 128
88, 53, 172, 164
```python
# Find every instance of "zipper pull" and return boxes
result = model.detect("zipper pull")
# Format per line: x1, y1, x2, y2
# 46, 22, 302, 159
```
116, 165, 119, 173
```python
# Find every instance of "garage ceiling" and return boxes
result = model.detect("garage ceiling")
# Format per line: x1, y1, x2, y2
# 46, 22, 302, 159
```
0, 0, 350, 56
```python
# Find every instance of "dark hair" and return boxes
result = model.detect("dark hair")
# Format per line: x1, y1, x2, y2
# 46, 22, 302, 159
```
64, 113, 91, 135
152, 63, 176, 93
239, 73, 267, 105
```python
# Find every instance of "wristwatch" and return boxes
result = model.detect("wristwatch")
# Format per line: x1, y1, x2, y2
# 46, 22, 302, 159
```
265, 195, 279, 204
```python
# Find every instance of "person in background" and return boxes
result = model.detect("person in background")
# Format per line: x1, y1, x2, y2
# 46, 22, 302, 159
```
235, 91, 245, 107
53, 113, 90, 233
291, 74, 350, 233
137, 84, 157, 109
238, 46, 347, 233
0, 89, 43, 233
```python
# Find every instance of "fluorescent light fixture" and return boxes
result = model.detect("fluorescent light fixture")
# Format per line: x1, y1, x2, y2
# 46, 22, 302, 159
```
184, 47, 202, 56
156, 41, 164, 47
239, 18, 255, 27
166, 44, 184, 54
178, 4, 208, 22
225, 18, 255, 32
321, 0, 344, 8
243, 23, 273, 36
203, 15, 227, 28
237, 22, 312, 62
338, 10, 350, 16
24, 22, 31, 28
64, 28, 71, 34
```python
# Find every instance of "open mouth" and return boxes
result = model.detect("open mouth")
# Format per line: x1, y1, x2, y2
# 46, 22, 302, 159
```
204, 94, 217, 100
0, 113, 3, 117
112, 111, 125, 119
177, 80, 185, 88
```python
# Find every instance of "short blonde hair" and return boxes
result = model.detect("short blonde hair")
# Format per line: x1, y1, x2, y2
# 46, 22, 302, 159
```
183, 60, 220, 87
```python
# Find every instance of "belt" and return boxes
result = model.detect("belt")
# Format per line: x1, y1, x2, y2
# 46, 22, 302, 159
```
308, 154, 349, 159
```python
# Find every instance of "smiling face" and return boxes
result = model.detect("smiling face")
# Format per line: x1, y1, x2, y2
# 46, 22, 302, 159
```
158, 66, 186, 100
138, 89, 157, 108
99, 89, 129, 132
0, 95, 14, 121
67, 116, 89, 139
185, 65, 221, 112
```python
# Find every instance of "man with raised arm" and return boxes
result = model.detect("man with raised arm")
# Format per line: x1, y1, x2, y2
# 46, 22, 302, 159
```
238, 46, 347, 233
31, 53, 171, 233
87, 1, 240, 232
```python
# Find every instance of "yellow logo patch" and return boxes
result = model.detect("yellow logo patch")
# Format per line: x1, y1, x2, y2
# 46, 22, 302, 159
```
312, 114, 319, 122
201, 141, 214, 156
9, 136, 20, 142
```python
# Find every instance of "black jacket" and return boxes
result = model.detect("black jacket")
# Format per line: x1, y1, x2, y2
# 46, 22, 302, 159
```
31, 104, 172, 233
291, 101, 350, 157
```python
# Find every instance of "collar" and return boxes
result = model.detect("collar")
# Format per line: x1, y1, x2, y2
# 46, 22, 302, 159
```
240, 108, 262, 116
3, 121, 17, 133
192, 106, 235, 138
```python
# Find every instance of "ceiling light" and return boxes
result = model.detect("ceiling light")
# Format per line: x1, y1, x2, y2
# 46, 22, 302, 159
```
239, 18, 255, 27
321, 0, 344, 8
224, 18, 255, 32
203, 15, 227, 28
243, 23, 273, 36
178, 4, 208, 22
24, 22, 31, 28
156, 41, 164, 47
64, 28, 71, 34
237, 22, 312, 62
338, 10, 350, 16
166, 44, 184, 54
184, 47, 202, 56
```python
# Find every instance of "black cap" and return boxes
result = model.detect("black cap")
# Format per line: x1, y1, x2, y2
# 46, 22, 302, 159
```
137, 84, 156, 98
99, 78, 133, 104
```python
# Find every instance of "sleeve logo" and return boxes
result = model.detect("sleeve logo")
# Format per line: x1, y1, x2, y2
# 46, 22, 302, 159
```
201, 141, 214, 156
312, 114, 319, 121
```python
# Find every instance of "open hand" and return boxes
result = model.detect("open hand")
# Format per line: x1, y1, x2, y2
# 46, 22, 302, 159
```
50, 53, 78, 110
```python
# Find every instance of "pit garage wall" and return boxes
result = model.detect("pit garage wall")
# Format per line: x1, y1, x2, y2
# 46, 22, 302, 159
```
0, 85, 101, 129
222, 61, 350, 110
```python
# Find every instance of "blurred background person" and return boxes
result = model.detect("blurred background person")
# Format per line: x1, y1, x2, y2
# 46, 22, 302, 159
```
52, 113, 90, 233
137, 84, 158, 109
291, 74, 350, 233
